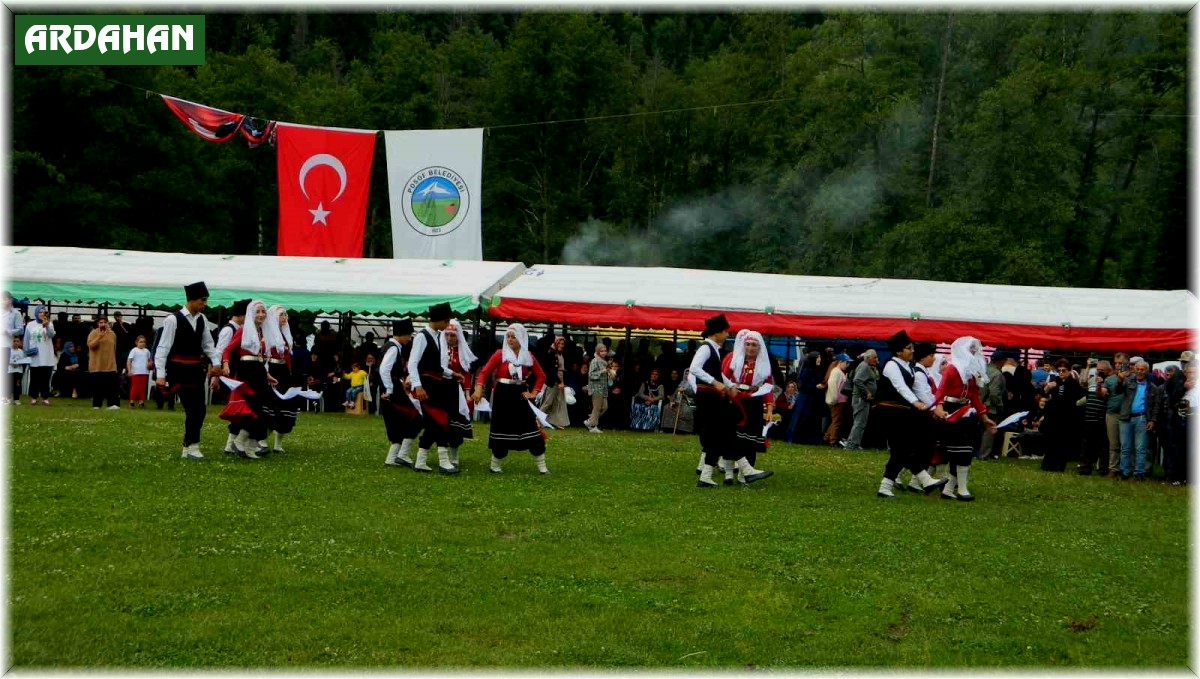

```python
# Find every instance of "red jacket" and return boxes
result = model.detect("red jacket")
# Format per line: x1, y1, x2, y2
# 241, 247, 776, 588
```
476, 350, 547, 394
933, 365, 987, 416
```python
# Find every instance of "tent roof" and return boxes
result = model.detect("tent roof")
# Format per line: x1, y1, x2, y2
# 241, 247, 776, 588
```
489, 265, 1197, 351
5, 246, 526, 315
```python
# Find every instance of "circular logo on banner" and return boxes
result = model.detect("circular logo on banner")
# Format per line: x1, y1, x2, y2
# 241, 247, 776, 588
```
403, 167, 470, 237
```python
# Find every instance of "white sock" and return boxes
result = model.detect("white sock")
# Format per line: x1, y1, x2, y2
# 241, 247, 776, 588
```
274, 432, 285, 450
534, 454, 548, 473
944, 466, 958, 495
724, 462, 737, 481
258, 438, 268, 451
398, 439, 415, 463
490, 455, 503, 472
878, 477, 895, 496
448, 446, 459, 467
225, 433, 237, 451
415, 448, 431, 470
385, 442, 400, 464
698, 464, 715, 484
735, 457, 761, 476
437, 447, 453, 470
235, 430, 250, 450
915, 470, 935, 487
956, 466, 970, 496
697, 452, 706, 471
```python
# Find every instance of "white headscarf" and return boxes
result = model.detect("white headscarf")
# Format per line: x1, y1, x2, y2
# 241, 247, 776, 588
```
729, 330, 772, 388
240, 300, 267, 356
261, 304, 290, 356
502, 323, 533, 368
929, 354, 946, 388
950, 336, 988, 387
440, 318, 477, 372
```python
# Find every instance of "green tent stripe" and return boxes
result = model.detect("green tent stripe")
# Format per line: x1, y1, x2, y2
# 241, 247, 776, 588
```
8, 281, 479, 316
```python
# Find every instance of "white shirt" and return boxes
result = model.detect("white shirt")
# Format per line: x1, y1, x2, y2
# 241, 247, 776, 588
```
215, 320, 241, 356
881, 357, 920, 406
127, 347, 153, 376
153, 308, 222, 379
8, 348, 29, 373
912, 363, 935, 407
688, 340, 733, 387
22, 320, 56, 368
406, 328, 451, 389
380, 341, 401, 395
3, 308, 24, 342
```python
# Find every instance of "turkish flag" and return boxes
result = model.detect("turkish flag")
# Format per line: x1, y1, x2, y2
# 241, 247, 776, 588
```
276, 123, 377, 257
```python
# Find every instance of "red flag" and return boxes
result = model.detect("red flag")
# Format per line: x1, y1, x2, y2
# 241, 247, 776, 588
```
161, 95, 245, 143
276, 123, 377, 258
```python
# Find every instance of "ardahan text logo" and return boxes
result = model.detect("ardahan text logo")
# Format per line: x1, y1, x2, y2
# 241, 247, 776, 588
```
15, 15, 205, 66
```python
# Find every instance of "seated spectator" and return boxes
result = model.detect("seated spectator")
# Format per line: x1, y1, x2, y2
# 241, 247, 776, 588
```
630, 368, 665, 431
773, 381, 798, 440
54, 340, 83, 399
342, 361, 367, 408
660, 372, 696, 434
663, 368, 682, 397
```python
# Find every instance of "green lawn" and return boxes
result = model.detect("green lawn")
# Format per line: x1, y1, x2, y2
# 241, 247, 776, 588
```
8, 400, 1189, 668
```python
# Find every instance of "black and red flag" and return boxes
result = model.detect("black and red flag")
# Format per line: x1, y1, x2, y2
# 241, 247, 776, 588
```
161, 95, 276, 146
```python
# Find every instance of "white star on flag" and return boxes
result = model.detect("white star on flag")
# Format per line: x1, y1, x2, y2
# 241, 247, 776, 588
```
309, 202, 331, 225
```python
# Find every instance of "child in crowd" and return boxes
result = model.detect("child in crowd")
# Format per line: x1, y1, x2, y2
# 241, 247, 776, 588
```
6, 336, 29, 404
342, 361, 367, 408
126, 335, 152, 409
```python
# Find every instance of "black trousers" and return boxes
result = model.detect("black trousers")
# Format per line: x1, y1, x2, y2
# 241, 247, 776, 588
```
179, 386, 206, 446
28, 366, 53, 400
1078, 418, 1109, 474
696, 389, 738, 466
9, 371, 22, 399
880, 405, 930, 480
90, 371, 120, 408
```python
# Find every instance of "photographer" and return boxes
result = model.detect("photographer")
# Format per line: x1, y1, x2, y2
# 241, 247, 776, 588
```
1040, 359, 1085, 472
86, 315, 121, 410
1077, 359, 1112, 475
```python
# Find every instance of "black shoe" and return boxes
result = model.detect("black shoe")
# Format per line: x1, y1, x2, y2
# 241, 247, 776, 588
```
723, 476, 734, 486
696, 479, 718, 488
743, 470, 773, 484
1134, 474, 1146, 481
439, 466, 461, 475
1120, 474, 1131, 481
414, 466, 433, 473
956, 493, 976, 502
695, 468, 701, 476
396, 458, 414, 469
876, 492, 896, 500
540, 470, 551, 476
940, 491, 957, 500
922, 478, 949, 495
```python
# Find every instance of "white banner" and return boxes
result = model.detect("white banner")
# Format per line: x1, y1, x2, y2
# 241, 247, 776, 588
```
385, 128, 483, 260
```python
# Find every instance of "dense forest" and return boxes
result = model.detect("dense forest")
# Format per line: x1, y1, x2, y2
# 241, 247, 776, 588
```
10, 11, 1190, 290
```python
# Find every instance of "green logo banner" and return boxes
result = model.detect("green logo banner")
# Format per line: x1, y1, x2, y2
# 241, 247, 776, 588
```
15, 15, 205, 65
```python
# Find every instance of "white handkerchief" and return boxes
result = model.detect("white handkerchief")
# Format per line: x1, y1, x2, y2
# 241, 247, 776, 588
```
528, 400, 555, 429
272, 386, 301, 400
219, 376, 244, 391
762, 421, 775, 438
751, 383, 773, 398
476, 397, 491, 413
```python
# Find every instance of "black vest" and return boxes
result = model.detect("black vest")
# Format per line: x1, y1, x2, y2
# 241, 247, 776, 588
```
167, 310, 205, 361
701, 341, 722, 382
416, 328, 443, 376
387, 340, 408, 387
875, 357, 915, 406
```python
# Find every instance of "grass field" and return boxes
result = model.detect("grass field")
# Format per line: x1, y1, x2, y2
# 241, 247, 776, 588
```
8, 400, 1189, 668
412, 197, 458, 227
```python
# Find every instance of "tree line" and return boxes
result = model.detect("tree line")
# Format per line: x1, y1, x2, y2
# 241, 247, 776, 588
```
11, 11, 1189, 291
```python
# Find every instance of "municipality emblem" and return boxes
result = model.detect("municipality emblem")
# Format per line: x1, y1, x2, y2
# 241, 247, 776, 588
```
403, 166, 470, 237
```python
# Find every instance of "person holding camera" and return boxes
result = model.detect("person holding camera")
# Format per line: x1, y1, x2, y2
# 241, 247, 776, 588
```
1076, 359, 1112, 475
22, 304, 56, 405
1039, 359, 1085, 472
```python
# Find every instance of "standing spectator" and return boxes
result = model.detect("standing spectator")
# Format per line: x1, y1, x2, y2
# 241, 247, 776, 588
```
7, 335, 29, 404
601, 356, 630, 431
1165, 361, 1195, 485
538, 335, 570, 428
87, 315, 121, 410
55, 341, 82, 399
126, 335, 152, 408
1031, 360, 1052, 391
2, 292, 24, 378
364, 352, 382, 414
1077, 360, 1112, 475
786, 352, 824, 444
1115, 359, 1166, 480
23, 304, 56, 405
1039, 359, 1084, 472
979, 351, 1009, 459
355, 331, 381, 367
1104, 352, 1130, 477
840, 349, 878, 450
111, 312, 133, 374
823, 353, 851, 445
586, 344, 612, 433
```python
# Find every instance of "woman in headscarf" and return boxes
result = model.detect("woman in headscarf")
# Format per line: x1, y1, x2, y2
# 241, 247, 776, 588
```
261, 304, 298, 454
472, 323, 550, 475
221, 300, 274, 459
786, 351, 824, 444
54, 340, 82, 399
441, 318, 478, 468
629, 368, 666, 432
718, 329, 775, 484
932, 335, 999, 501
23, 304, 56, 405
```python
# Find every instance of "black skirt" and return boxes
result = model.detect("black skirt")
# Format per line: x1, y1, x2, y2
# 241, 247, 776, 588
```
733, 394, 768, 455
488, 382, 543, 452
448, 384, 474, 445
695, 389, 737, 455
263, 362, 299, 434
382, 391, 424, 443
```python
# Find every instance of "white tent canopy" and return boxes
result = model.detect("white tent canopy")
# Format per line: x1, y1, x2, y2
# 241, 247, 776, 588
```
489, 264, 1197, 351
5, 246, 526, 316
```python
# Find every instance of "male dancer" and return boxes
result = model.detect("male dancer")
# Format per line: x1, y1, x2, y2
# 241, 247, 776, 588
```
154, 282, 224, 460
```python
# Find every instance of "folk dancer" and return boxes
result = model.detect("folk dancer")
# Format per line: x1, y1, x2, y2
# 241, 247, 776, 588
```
153, 282, 224, 460
933, 336, 998, 501
691, 314, 773, 488
216, 298, 250, 455
408, 302, 459, 474
875, 331, 948, 499
896, 341, 940, 492
441, 318, 478, 469
719, 329, 775, 485
472, 323, 550, 475
261, 304, 299, 454
221, 300, 276, 459
381, 319, 422, 468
